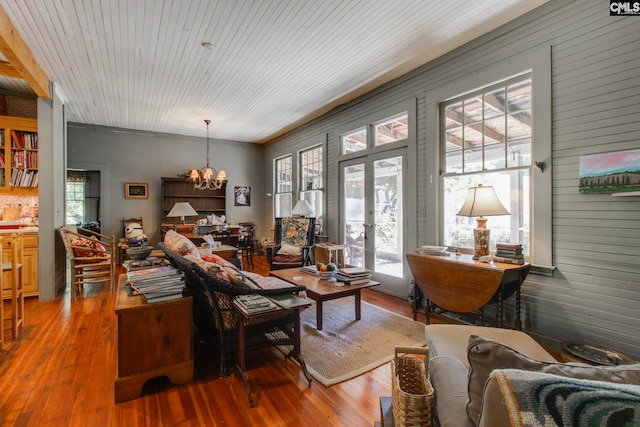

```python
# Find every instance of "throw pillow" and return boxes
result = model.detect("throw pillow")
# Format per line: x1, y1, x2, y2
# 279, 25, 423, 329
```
164, 230, 200, 258
277, 243, 302, 256
71, 236, 108, 258
202, 253, 236, 268
429, 356, 475, 427
467, 335, 640, 425
486, 369, 640, 427
221, 266, 260, 289
184, 254, 229, 282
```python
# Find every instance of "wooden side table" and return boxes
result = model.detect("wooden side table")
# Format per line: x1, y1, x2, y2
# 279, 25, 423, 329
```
406, 252, 530, 329
233, 299, 311, 407
114, 275, 193, 403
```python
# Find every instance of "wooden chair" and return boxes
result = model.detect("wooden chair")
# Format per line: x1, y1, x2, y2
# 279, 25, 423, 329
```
1, 232, 25, 340
58, 226, 116, 298
267, 217, 316, 271
236, 225, 256, 269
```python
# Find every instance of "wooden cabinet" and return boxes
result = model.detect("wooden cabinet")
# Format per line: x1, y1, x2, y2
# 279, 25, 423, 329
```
161, 177, 226, 227
114, 276, 193, 403
0, 116, 38, 193
2, 232, 38, 297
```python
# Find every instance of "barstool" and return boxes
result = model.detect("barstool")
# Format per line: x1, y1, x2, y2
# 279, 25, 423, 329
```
2, 232, 24, 339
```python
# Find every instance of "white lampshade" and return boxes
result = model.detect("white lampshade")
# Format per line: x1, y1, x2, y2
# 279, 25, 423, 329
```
167, 202, 199, 224
457, 184, 509, 217
292, 199, 314, 217
457, 184, 509, 259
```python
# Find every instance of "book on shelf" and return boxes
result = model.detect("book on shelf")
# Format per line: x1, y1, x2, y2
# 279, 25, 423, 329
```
416, 245, 450, 256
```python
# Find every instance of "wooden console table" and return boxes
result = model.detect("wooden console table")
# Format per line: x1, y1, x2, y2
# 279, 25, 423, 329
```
114, 275, 193, 403
406, 252, 530, 329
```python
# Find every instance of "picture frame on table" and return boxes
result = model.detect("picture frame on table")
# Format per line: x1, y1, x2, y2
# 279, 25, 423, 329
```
125, 182, 149, 199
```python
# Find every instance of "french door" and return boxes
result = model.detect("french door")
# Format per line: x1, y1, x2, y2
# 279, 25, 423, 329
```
339, 148, 408, 294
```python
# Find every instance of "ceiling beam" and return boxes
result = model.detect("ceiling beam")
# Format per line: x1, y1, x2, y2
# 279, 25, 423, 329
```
0, 60, 21, 78
0, 5, 49, 98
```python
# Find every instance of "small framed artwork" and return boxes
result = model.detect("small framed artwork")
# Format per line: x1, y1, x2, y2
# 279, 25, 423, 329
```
579, 148, 640, 194
125, 182, 149, 199
235, 186, 251, 206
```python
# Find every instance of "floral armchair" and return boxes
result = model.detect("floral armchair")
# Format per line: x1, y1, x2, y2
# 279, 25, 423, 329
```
267, 217, 316, 271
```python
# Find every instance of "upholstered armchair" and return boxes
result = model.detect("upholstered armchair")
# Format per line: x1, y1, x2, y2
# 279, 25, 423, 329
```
267, 217, 316, 271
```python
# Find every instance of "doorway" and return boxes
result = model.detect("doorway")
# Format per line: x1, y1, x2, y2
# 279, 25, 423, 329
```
340, 148, 408, 294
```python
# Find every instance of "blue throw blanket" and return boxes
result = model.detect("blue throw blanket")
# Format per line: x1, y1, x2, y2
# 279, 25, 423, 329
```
492, 369, 640, 426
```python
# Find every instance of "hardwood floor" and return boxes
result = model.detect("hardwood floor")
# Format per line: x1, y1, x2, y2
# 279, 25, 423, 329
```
0, 255, 417, 427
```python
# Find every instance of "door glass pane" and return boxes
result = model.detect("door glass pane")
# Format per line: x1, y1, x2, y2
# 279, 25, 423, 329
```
374, 156, 402, 278
343, 163, 365, 267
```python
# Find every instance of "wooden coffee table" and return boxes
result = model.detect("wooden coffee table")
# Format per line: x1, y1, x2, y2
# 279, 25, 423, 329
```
270, 268, 380, 330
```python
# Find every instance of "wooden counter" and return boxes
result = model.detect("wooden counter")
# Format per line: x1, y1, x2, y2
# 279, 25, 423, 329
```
406, 252, 530, 329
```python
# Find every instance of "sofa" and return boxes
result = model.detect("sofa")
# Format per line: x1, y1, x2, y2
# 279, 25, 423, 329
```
425, 324, 640, 426
159, 230, 307, 377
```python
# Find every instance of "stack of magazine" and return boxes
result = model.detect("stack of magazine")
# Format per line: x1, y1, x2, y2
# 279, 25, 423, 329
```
126, 265, 185, 303
233, 294, 279, 315
334, 267, 372, 285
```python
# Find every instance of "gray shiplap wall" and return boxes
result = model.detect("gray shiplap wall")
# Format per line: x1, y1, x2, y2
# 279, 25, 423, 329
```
263, 0, 640, 358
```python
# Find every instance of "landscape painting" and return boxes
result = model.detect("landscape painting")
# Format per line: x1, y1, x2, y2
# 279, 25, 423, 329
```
579, 148, 640, 194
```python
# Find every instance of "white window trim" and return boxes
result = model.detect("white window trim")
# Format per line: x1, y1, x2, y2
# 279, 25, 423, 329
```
274, 154, 293, 218
425, 46, 552, 267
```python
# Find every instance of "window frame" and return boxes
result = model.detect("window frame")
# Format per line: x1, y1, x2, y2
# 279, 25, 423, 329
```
274, 155, 293, 218
299, 144, 324, 232
425, 46, 552, 267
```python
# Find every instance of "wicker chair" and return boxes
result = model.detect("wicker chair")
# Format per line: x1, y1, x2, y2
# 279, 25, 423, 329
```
267, 217, 316, 270
158, 242, 307, 377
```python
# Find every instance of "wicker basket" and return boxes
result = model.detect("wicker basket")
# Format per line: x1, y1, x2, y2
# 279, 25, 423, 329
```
391, 346, 434, 427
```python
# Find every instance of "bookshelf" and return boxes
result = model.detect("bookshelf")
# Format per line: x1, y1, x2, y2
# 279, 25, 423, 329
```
0, 116, 38, 194
161, 176, 226, 227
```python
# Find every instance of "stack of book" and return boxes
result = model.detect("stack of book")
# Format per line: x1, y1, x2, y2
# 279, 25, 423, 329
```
416, 245, 449, 256
233, 294, 279, 315
494, 243, 525, 265
126, 265, 186, 303
334, 267, 372, 285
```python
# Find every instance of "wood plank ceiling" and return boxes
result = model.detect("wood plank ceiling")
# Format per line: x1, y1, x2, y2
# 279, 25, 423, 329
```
0, 0, 549, 143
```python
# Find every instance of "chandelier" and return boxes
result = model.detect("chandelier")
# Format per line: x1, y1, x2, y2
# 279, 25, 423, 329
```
188, 119, 227, 190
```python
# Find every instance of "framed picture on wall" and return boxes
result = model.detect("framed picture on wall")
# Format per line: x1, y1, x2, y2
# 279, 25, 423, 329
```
125, 182, 149, 199
235, 186, 250, 206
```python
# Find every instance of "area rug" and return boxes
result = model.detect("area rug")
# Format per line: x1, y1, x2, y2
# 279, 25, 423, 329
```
285, 296, 426, 387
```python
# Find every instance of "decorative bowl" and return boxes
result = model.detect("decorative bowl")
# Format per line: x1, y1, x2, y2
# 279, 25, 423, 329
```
318, 270, 336, 279
127, 245, 153, 260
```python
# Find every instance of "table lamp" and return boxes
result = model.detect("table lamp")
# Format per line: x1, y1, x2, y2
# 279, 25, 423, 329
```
457, 184, 509, 259
167, 202, 199, 228
292, 199, 315, 217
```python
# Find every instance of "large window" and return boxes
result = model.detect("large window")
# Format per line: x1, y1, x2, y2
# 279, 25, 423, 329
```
441, 75, 533, 255
299, 145, 324, 232
274, 155, 292, 217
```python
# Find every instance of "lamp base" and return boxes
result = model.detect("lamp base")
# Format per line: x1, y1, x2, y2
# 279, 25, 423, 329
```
473, 223, 490, 260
